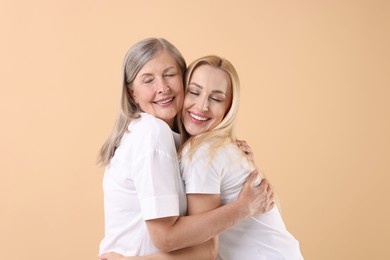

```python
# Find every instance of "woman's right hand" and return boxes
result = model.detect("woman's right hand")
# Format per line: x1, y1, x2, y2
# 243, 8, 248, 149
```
237, 170, 275, 216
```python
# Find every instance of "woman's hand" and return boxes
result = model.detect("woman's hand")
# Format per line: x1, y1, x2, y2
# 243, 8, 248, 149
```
237, 170, 275, 216
98, 252, 141, 260
236, 139, 254, 161
98, 252, 123, 260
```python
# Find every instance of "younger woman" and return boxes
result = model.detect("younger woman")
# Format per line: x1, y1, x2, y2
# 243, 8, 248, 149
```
179, 56, 303, 259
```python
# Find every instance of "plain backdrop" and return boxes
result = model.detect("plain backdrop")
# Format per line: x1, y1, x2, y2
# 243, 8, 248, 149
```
1, 0, 389, 259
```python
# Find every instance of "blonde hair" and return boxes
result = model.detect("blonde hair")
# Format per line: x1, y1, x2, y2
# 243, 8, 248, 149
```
180, 56, 270, 201
180, 55, 241, 160
98, 38, 186, 166
181, 56, 274, 206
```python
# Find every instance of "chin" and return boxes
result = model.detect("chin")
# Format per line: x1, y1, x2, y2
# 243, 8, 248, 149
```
160, 111, 176, 119
187, 128, 202, 136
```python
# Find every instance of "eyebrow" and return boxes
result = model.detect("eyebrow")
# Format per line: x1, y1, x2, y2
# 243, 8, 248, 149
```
139, 73, 153, 78
139, 66, 178, 77
189, 82, 227, 95
163, 66, 178, 73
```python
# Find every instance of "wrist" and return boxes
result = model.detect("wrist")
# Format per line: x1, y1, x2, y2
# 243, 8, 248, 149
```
232, 198, 251, 219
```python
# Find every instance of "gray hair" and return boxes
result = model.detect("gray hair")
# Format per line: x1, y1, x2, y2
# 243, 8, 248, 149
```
98, 38, 186, 166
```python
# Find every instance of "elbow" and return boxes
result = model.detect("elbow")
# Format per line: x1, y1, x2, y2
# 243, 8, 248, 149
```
153, 243, 174, 253
146, 217, 181, 252
209, 237, 219, 260
151, 233, 178, 252
198, 237, 219, 260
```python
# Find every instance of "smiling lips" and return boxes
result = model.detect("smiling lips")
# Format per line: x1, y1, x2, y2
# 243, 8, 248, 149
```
188, 112, 210, 124
155, 97, 174, 105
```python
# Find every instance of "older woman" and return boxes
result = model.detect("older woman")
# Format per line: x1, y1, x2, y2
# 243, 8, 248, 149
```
98, 38, 274, 259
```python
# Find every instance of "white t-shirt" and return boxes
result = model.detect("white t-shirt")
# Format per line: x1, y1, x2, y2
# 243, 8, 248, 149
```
99, 113, 187, 256
181, 141, 303, 260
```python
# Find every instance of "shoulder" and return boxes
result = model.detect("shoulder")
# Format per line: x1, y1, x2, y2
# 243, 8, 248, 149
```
181, 141, 211, 160
217, 142, 242, 158
191, 141, 238, 160
130, 113, 173, 139
181, 141, 223, 171
118, 113, 176, 154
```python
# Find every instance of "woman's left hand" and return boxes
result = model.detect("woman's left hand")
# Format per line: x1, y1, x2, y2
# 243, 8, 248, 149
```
98, 252, 126, 260
99, 252, 145, 260
236, 139, 254, 161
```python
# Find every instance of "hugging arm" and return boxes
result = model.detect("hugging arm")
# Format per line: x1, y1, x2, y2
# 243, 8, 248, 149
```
99, 172, 274, 260
100, 240, 217, 260
100, 194, 221, 260
145, 171, 273, 252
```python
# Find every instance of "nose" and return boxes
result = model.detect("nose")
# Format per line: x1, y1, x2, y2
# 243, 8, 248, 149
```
157, 77, 170, 94
195, 95, 209, 111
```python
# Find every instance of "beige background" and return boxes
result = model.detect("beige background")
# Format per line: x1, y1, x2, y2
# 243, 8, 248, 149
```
1, 0, 389, 259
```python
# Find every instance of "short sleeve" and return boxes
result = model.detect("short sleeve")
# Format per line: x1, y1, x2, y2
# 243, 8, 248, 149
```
131, 117, 182, 220
181, 144, 221, 194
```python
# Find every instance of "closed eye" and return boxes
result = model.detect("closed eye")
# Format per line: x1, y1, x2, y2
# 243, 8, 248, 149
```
164, 73, 177, 77
143, 78, 154, 84
210, 94, 225, 102
211, 97, 222, 102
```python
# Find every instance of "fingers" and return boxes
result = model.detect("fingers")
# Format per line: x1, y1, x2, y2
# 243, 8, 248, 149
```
236, 140, 249, 152
258, 178, 269, 191
236, 140, 247, 149
269, 189, 275, 201
262, 179, 273, 198
236, 139, 246, 145
236, 140, 256, 163
258, 178, 274, 205
263, 180, 275, 210
269, 200, 276, 210
239, 174, 275, 216
98, 254, 108, 260
247, 170, 262, 186
236, 139, 249, 146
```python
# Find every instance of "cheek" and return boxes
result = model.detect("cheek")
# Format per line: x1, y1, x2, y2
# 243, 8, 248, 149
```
131, 84, 145, 100
131, 89, 139, 103
182, 99, 190, 113
183, 93, 193, 106
171, 77, 184, 91
182, 97, 195, 117
216, 106, 228, 122
176, 88, 184, 102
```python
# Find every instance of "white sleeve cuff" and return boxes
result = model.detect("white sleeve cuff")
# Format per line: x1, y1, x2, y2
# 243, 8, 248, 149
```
140, 195, 180, 220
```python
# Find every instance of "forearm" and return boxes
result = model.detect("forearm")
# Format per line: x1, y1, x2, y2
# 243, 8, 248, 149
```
147, 173, 273, 252
143, 238, 218, 260
148, 200, 248, 251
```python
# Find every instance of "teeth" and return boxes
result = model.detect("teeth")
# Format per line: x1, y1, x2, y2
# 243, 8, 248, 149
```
190, 113, 208, 121
156, 97, 173, 104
